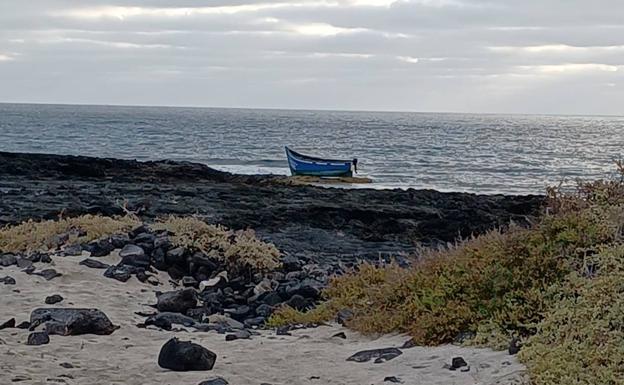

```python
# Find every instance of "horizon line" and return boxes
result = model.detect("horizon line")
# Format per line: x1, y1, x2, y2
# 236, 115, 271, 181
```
1, 101, 623, 119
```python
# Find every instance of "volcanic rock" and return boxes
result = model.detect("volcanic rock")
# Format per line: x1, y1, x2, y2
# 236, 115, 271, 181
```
347, 348, 403, 363
30, 308, 118, 335
158, 337, 216, 371
156, 288, 198, 314
27, 332, 50, 345
45, 294, 64, 305
79, 258, 110, 269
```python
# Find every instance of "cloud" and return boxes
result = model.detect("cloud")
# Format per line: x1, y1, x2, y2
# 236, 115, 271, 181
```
0, 0, 623, 114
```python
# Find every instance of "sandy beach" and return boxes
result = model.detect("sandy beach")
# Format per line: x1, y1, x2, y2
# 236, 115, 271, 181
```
1, 250, 527, 385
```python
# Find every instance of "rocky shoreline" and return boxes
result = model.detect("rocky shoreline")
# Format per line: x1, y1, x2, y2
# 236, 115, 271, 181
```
0, 151, 543, 261
0, 151, 540, 384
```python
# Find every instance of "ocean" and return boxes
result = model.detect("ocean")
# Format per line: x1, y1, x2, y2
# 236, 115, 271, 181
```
1, 103, 623, 195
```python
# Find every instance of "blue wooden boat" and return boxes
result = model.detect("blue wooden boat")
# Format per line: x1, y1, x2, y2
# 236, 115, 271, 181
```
285, 146, 357, 177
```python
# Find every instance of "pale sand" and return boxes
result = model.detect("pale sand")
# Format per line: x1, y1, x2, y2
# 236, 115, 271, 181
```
0, 252, 528, 385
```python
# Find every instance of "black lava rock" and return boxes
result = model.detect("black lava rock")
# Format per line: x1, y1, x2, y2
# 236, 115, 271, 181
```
33, 268, 62, 281
336, 308, 354, 325
119, 244, 149, 268
79, 258, 110, 269
16, 321, 30, 329
30, 308, 118, 336
45, 294, 64, 305
346, 348, 403, 363
62, 244, 83, 256
145, 312, 196, 329
384, 376, 402, 383
508, 337, 521, 355
158, 337, 217, 371
27, 332, 50, 345
104, 264, 139, 282
157, 288, 198, 314
85, 239, 114, 257
225, 330, 251, 341
0, 253, 17, 266
0, 318, 16, 330
1, 275, 16, 285
449, 357, 468, 370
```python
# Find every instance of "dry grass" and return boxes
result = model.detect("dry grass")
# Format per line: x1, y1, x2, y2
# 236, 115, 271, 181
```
152, 216, 280, 273
0, 214, 140, 253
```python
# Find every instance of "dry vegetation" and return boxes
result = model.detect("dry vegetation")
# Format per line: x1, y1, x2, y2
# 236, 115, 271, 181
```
0, 214, 140, 253
152, 216, 280, 273
270, 167, 624, 385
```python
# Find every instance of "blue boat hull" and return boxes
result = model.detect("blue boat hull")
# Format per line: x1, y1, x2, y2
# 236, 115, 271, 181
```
285, 147, 354, 177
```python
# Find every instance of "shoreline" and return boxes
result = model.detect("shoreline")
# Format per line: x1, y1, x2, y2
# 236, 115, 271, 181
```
0, 151, 543, 262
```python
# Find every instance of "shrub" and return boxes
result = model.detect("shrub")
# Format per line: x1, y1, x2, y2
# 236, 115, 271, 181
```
153, 216, 280, 273
0, 214, 140, 253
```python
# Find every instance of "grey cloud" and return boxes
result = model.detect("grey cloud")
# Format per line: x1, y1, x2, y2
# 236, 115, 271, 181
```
0, 0, 623, 114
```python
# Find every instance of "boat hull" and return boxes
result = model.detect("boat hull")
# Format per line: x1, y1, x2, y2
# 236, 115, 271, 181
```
285, 147, 353, 177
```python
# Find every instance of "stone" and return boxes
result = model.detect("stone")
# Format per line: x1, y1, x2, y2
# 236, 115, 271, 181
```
346, 348, 403, 363
285, 294, 307, 311
224, 305, 250, 322
27, 332, 50, 345
225, 330, 251, 341
62, 244, 83, 256
281, 255, 301, 272
33, 269, 62, 281
508, 337, 521, 355
165, 246, 186, 266
276, 326, 291, 336
45, 294, 64, 305
285, 278, 323, 300
156, 288, 198, 314
1, 276, 16, 285
129, 225, 149, 239
151, 247, 168, 271
110, 233, 131, 249
0, 318, 16, 330
207, 314, 244, 330
336, 309, 354, 325
261, 292, 283, 306
182, 276, 199, 288
59, 363, 74, 369
253, 279, 277, 296
449, 357, 468, 370
243, 317, 265, 328
0, 253, 17, 266
255, 304, 273, 318
16, 258, 33, 269
187, 307, 214, 322
79, 258, 110, 269
384, 376, 402, 383
85, 239, 114, 257
331, 332, 346, 339
199, 276, 227, 292
158, 337, 216, 371
145, 313, 196, 329
16, 321, 30, 329
119, 244, 149, 268
199, 377, 229, 385
30, 308, 118, 336
103, 264, 136, 282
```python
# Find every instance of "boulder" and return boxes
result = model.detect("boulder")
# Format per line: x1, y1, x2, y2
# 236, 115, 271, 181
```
110, 233, 131, 249
156, 288, 198, 314
225, 329, 251, 341
0, 253, 17, 266
27, 332, 50, 345
119, 244, 149, 268
449, 357, 468, 370
104, 264, 138, 282
62, 244, 83, 256
30, 308, 118, 336
158, 337, 216, 371
165, 246, 186, 266
85, 239, 114, 257
45, 294, 64, 305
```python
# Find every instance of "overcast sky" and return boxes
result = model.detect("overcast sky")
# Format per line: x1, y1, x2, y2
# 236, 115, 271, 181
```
1, 1, 623, 115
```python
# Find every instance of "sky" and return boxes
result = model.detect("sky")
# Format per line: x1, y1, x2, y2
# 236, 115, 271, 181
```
0, 0, 623, 115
